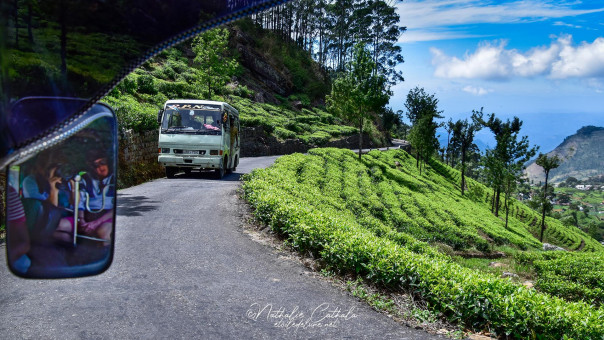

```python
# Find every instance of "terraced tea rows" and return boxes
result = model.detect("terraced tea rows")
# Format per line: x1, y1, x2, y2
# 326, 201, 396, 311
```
242, 148, 603, 338
428, 156, 602, 252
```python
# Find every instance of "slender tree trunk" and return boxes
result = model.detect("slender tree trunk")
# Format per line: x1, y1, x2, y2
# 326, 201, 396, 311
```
446, 133, 451, 166
358, 117, 363, 160
539, 171, 550, 242
504, 179, 510, 229
491, 188, 496, 213
505, 193, 510, 229
461, 148, 466, 195
495, 187, 501, 217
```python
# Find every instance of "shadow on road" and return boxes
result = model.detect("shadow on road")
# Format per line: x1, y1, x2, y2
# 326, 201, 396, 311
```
168, 171, 242, 182
116, 194, 161, 216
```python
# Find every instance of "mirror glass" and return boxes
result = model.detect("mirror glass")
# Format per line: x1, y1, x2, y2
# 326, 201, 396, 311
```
5, 105, 117, 278
2, 0, 279, 157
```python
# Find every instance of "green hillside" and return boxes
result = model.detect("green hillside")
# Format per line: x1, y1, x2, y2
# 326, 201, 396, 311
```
242, 148, 604, 338
103, 21, 388, 146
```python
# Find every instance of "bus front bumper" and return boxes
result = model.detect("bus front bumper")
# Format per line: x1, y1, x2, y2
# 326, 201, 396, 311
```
158, 155, 222, 169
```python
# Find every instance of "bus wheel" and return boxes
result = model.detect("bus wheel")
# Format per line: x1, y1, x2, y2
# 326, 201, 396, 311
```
183, 168, 191, 175
166, 167, 177, 178
215, 161, 225, 179
226, 156, 233, 174
232, 156, 238, 172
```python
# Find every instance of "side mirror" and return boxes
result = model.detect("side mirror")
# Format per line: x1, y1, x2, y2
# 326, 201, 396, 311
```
157, 109, 164, 124
5, 100, 117, 278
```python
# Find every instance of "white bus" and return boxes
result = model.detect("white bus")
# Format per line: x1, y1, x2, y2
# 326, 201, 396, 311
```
157, 100, 240, 179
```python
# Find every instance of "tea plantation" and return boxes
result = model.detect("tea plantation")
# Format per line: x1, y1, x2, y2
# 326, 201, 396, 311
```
242, 148, 604, 338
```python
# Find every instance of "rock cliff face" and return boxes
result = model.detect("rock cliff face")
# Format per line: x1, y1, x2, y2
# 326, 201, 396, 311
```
240, 127, 380, 157
230, 26, 293, 104
525, 126, 604, 184
229, 24, 328, 106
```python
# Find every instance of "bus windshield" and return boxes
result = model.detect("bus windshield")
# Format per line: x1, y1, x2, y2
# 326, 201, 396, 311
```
161, 104, 222, 135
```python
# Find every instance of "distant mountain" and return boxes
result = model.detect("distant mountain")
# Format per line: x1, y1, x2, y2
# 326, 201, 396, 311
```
525, 126, 604, 184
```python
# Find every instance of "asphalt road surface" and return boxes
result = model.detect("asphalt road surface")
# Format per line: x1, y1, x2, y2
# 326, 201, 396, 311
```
1, 155, 443, 339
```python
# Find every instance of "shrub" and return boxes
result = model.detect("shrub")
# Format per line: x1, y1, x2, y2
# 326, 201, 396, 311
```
242, 149, 604, 338
300, 131, 330, 145
234, 85, 255, 98
136, 74, 158, 95
534, 252, 604, 306
103, 95, 159, 133
115, 74, 138, 95
295, 115, 320, 124
274, 127, 296, 140
157, 80, 191, 99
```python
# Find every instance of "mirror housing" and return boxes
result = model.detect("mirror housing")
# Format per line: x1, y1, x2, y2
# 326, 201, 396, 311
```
5, 100, 117, 278
157, 109, 164, 124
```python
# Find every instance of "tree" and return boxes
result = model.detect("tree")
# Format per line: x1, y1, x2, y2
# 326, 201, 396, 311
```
565, 176, 579, 187
450, 109, 483, 196
326, 43, 390, 160
586, 221, 604, 242
325, 0, 355, 71
257, 0, 405, 84
480, 114, 538, 228
381, 107, 405, 139
557, 192, 571, 205
405, 87, 442, 174
192, 28, 239, 98
444, 118, 454, 166
353, 0, 405, 85
536, 153, 562, 242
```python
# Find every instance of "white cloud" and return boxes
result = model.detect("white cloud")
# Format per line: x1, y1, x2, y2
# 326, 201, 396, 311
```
431, 35, 604, 80
397, 0, 604, 43
431, 42, 511, 79
551, 37, 604, 78
553, 21, 582, 29
462, 85, 493, 95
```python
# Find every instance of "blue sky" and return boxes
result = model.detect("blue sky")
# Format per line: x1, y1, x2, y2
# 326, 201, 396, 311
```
390, 0, 604, 151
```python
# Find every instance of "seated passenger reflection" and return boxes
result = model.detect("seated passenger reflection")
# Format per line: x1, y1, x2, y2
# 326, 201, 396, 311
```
55, 150, 114, 246
22, 150, 70, 209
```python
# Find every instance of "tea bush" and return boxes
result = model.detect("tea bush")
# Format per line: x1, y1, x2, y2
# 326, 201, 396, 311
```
274, 127, 296, 140
229, 96, 359, 145
533, 252, 604, 306
242, 148, 604, 338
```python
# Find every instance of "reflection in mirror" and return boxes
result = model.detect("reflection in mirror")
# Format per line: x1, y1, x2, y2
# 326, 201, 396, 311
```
3, 1, 263, 100
2, 0, 281, 155
5, 108, 116, 278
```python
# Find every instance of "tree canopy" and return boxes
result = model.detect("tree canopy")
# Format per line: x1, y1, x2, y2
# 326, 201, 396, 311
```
326, 43, 390, 159
192, 28, 239, 98
536, 153, 562, 241
480, 113, 538, 227
404, 87, 443, 174
450, 109, 483, 196
253, 0, 405, 85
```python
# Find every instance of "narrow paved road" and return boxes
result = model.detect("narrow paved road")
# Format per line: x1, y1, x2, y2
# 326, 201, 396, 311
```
1, 156, 442, 339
